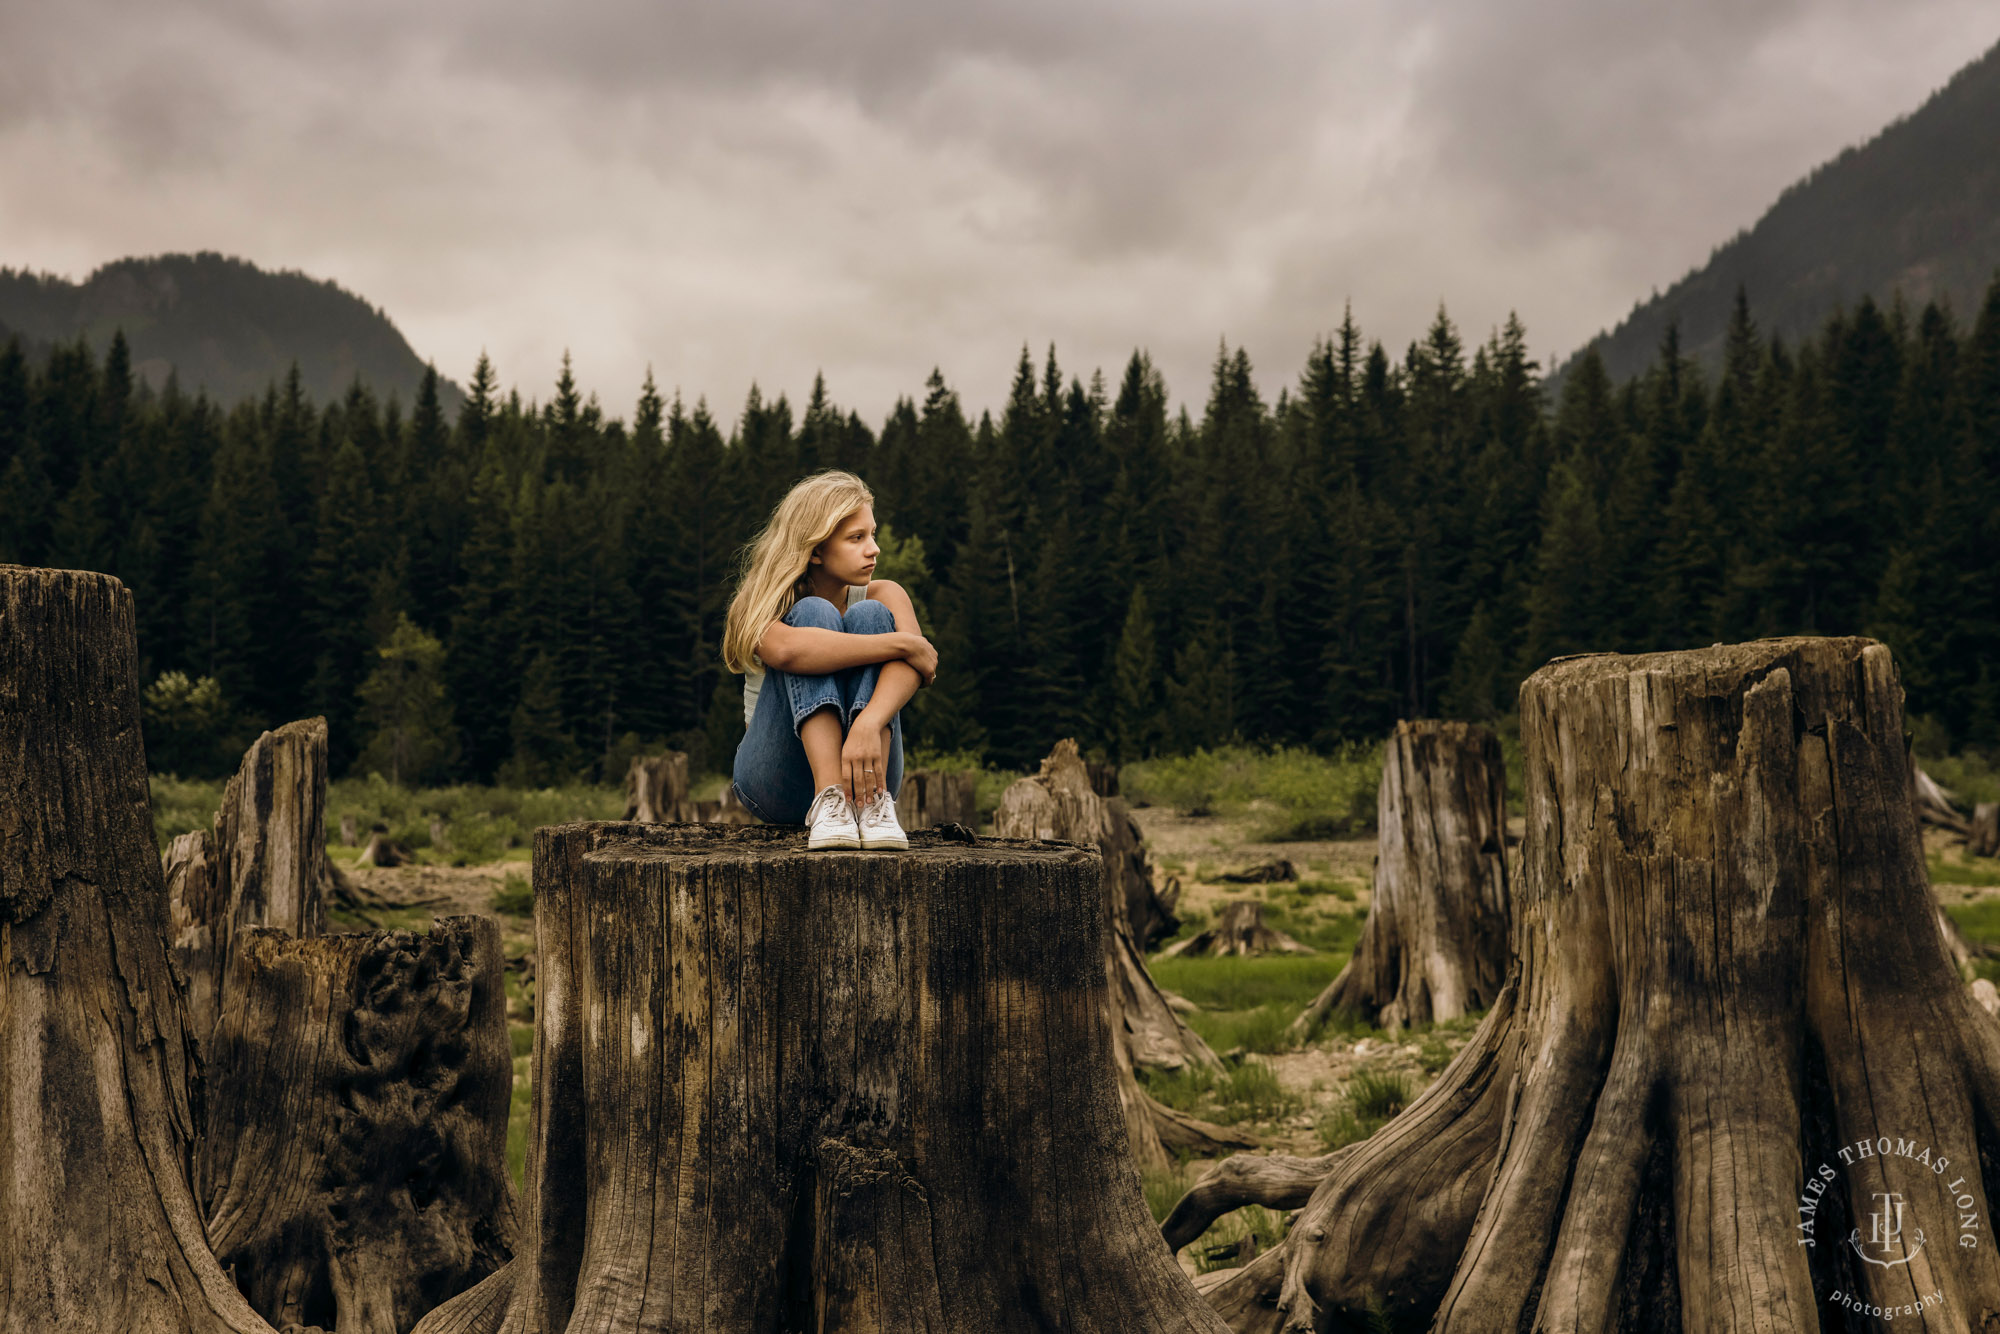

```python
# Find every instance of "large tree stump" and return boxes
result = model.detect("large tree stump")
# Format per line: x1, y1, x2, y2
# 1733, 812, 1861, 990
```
621, 751, 693, 823
898, 766, 979, 830
198, 917, 516, 1334
995, 741, 1248, 1168
1198, 636, 2000, 1333
411, 822, 1231, 1333
1290, 719, 1510, 1040
0, 565, 273, 1333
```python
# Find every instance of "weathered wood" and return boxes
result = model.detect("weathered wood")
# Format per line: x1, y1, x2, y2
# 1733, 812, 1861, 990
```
0, 565, 274, 1333
1913, 754, 1972, 834
339, 812, 358, 846
356, 828, 411, 868
410, 822, 1231, 1333
620, 751, 692, 823
1162, 900, 1313, 958
170, 718, 336, 1042
1972, 801, 2000, 858
897, 766, 979, 830
995, 741, 1244, 1168
1290, 719, 1509, 1040
198, 917, 516, 1334
1202, 637, 2000, 1334
1107, 794, 1181, 949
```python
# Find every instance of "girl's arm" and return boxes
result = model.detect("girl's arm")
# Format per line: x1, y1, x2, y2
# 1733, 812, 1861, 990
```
756, 621, 921, 675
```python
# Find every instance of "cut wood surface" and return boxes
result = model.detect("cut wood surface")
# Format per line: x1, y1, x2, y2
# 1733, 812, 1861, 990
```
411, 822, 1230, 1334
1201, 636, 2000, 1334
1290, 719, 1509, 1039
995, 741, 1243, 1169
620, 751, 692, 823
898, 766, 979, 830
1161, 899, 1313, 958
0, 565, 274, 1334
199, 917, 516, 1334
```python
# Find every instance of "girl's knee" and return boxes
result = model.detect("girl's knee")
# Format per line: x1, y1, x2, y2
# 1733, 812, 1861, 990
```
787, 596, 843, 629
843, 599, 895, 633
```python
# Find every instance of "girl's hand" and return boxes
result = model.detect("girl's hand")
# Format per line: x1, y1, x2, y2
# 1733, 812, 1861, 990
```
901, 633, 938, 686
841, 720, 891, 803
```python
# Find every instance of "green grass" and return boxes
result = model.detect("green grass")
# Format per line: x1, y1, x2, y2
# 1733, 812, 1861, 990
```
1317, 1065, 1412, 1151
326, 775, 625, 865
1138, 1059, 1301, 1126
1150, 952, 1369, 1054
507, 1055, 532, 1191
1934, 853, 2000, 889
1124, 744, 1382, 841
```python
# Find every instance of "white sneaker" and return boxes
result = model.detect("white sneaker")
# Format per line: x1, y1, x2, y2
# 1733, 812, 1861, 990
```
806, 785, 860, 850
856, 788, 909, 850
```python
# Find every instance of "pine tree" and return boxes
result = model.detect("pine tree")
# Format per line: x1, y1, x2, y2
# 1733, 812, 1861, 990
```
1110, 584, 1162, 762
500, 650, 579, 786
356, 613, 459, 786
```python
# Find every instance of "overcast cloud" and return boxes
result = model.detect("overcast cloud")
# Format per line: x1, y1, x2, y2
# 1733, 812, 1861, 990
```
2, 0, 1994, 422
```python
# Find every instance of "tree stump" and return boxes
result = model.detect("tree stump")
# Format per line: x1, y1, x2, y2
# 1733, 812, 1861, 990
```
340, 812, 359, 846
168, 717, 349, 1043
1912, 755, 1971, 834
198, 916, 516, 1334
0, 565, 273, 1333
1163, 900, 1313, 958
409, 822, 1231, 1334
1107, 794, 1181, 949
994, 741, 1246, 1168
1290, 719, 1510, 1040
356, 828, 412, 868
898, 767, 979, 830
1972, 802, 2000, 858
621, 751, 693, 823
1197, 637, 2000, 1333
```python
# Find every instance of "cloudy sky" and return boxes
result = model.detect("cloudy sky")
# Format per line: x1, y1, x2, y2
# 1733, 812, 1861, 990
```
3, 0, 1995, 423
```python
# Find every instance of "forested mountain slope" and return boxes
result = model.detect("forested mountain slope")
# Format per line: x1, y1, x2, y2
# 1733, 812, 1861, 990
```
0, 252, 457, 409
1576, 37, 2000, 383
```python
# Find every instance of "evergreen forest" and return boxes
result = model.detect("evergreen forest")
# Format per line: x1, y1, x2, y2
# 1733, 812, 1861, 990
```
2, 279, 1997, 784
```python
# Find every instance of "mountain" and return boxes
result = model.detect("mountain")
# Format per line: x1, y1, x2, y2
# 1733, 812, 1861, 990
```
1574, 38, 2000, 383
0, 252, 460, 409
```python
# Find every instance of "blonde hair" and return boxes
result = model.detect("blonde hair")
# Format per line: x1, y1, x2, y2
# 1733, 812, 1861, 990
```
722, 470, 877, 673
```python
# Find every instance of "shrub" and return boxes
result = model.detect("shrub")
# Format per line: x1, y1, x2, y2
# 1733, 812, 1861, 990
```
1347, 1068, 1411, 1120
1123, 744, 1382, 840
492, 872, 534, 917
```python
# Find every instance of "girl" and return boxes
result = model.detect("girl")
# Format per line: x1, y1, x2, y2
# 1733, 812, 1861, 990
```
723, 471, 938, 849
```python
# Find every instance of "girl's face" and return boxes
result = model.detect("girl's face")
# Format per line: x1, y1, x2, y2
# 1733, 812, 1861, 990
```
811, 504, 879, 586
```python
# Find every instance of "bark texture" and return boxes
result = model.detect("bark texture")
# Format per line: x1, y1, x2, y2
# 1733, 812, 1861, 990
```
1200, 637, 2000, 1334
0, 565, 274, 1334
995, 741, 1245, 1168
410, 821, 1230, 1333
1291, 719, 1509, 1040
198, 917, 517, 1334
897, 767, 979, 831
1162, 900, 1313, 958
621, 752, 693, 823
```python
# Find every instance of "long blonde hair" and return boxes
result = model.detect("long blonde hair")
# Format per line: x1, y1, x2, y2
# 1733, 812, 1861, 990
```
722, 471, 876, 673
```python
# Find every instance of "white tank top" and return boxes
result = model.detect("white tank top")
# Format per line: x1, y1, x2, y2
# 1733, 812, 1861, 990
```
741, 584, 869, 726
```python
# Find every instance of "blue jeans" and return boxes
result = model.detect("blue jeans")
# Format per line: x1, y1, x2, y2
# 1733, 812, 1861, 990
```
731, 596, 905, 824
